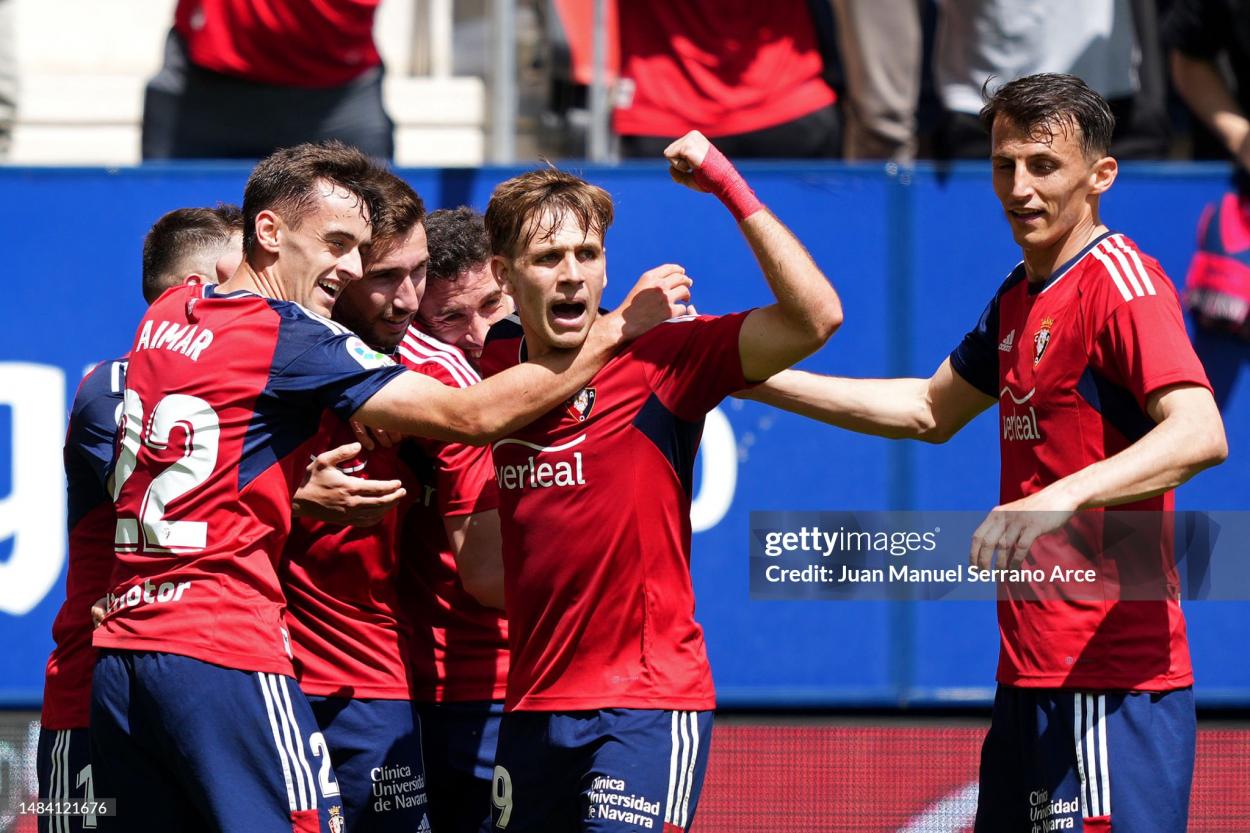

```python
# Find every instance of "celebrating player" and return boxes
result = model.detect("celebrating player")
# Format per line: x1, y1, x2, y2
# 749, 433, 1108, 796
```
747, 74, 1227, 831
402, 206, 511, 833
479, 132, 843, 832
90, 141, 690, 833
38, 205, 242, 832
280, 170, 431, 833
415, 206, 513, 364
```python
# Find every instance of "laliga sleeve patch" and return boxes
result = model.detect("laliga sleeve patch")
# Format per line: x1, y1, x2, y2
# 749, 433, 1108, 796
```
345, 336, 396, 369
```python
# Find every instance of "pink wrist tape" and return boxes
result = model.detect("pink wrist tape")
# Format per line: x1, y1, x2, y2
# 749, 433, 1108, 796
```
692, 144, 763, 222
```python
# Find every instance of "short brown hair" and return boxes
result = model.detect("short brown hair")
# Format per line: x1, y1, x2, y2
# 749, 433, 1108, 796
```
980, 73, 1115, 159
242, 141, 384, 256
141, 204, 243, 303
425, 207, 489, 282
485, 168, 614, 259
367, 171, 427, 263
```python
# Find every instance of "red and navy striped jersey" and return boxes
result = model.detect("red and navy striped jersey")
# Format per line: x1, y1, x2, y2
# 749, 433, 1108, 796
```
950, 231, 1212, 690
42, 357, 126, 729
479, 312, 751, 711
395, 328, 507, 703
93, 284, 405, 675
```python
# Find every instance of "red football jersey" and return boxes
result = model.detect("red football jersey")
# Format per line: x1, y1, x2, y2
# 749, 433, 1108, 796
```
282, 413, 419, 699
614, 0, 835, 137
950, 232, 1212, 690
479, 312, 752, 711
175, 0, 381, 88
396, 328, 507, 703
42, 358, 126, 729
93, 284, 405, 675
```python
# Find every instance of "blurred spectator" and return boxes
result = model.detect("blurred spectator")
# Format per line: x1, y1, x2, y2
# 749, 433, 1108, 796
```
933, 0, 1169, 159
614, 0, 839, 159
833, 0, 923, 163
1165, 0, 1250, 404
142, 0, 394, 160
0, 0, 14, 158
1165, 0, 1250, 179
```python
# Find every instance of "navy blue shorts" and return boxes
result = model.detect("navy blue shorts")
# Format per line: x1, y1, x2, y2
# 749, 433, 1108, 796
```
492, 709, 713, 833
91, 650, 345, 833
413, 700, 503, 833
306, 695, 430, 833
975, 685, 1195, 833
37, 727, 95, 833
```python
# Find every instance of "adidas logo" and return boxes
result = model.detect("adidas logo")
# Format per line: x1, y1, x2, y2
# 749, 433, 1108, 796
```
998, 330, 1015, 352
417, 816, 432, 833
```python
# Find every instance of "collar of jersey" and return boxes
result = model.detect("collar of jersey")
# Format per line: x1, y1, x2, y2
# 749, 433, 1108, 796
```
1029, 230, 1115, 295
204, 284, 259, 300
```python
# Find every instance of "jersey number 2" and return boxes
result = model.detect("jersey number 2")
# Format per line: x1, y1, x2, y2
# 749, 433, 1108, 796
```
112, 391, 220, 552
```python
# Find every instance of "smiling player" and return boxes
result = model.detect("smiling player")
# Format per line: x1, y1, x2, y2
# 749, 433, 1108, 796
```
89, 141, 691, 833
745, 74, 1227, 831
37, 204, 241, 833
402, 206, 512, 833
416, 206, 513, 364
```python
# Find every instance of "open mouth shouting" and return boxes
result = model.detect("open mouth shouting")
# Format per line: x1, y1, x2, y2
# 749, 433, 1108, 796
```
549, 298, 589, 331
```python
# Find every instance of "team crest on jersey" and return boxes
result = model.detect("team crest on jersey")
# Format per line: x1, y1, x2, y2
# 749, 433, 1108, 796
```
1033, 318, 1054, 366
566, 387, 597, 421
328, 805, 346, 833
346, 336, 395, 369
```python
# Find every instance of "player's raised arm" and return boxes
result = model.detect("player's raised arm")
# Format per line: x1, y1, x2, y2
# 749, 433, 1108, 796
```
665, 130, 843, 381
742, 357, 996, 443
353, 263, 692, 443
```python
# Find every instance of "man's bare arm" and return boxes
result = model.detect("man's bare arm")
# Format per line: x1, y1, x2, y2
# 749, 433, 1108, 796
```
444, 510, 505, 610
1170, 50, 1250, 170
734, 211, 844, 381
353, 265, 692, 444
1039, 384, 1227, 510
970, 383, 1228, 570
664, 131, 843, 381
740, 358, 995, 443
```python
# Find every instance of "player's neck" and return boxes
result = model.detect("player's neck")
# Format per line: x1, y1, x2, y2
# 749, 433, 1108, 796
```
1022, 216, 1107, 283
520, 321, 557, 360
218, 261, 284, 302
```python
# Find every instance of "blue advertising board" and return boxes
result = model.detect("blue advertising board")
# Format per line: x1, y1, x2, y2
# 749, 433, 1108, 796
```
0, 162, 1247, 708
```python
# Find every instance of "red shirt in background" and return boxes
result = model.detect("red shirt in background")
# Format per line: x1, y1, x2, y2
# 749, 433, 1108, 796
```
614, 0, 835, 138
175, 0, 381, 88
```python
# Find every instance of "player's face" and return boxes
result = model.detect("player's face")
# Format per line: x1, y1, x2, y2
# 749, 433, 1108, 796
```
215, 231, 244, 283
415, 262, 512, 362
497, 211, 606, 353
990, 117, 1112, 260
333, 224, 428, 352
280, 181, 372, 317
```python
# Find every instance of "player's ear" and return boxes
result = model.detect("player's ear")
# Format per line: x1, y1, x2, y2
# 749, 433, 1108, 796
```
491, 255, 514, 296
1089, 154, 1117, 196
181, 273, 209, 289
253, 209, 282, 254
